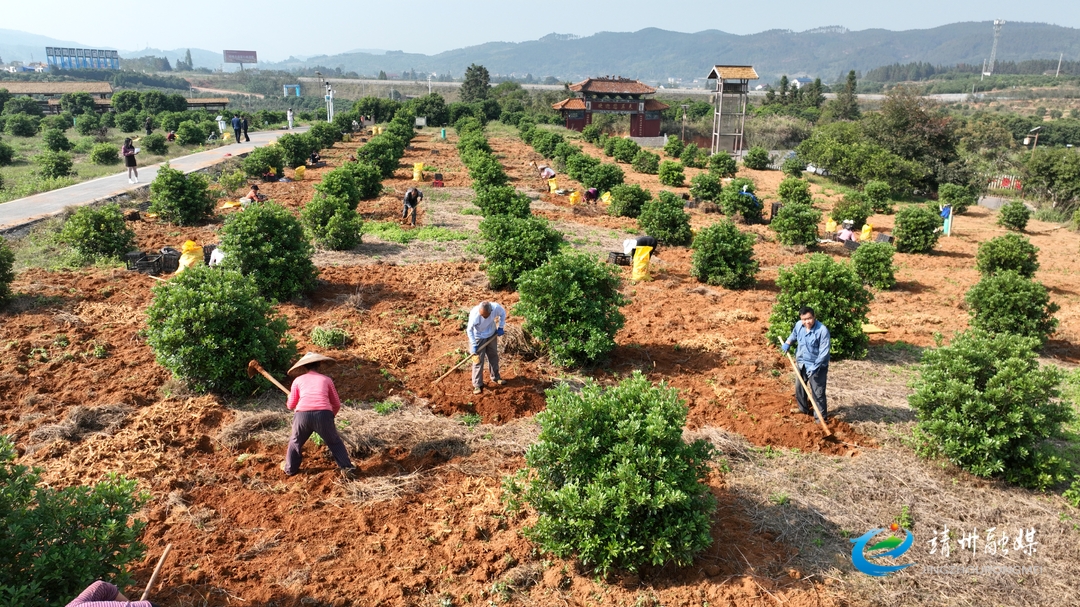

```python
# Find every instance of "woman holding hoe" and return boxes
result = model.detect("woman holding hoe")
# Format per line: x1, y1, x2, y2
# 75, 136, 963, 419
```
281, 352, 356, 479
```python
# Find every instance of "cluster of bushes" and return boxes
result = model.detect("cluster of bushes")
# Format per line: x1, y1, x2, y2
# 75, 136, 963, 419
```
148, 164, 216, 225
300, 153, 386, 250
58, 204, 135, 262
690, 220, 759, 289
719, 177, 764, 223
518, 118, 625, 193
638, 191, 692, 246
219, 202, 319, 302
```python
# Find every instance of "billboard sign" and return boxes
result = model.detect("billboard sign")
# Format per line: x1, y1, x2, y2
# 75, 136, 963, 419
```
223, 50, 258, 64
45, 47, 120, 70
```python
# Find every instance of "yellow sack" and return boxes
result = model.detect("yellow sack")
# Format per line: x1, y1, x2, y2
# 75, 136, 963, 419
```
548, 178, 558, 193
294, 165, 305, 180
860, 223, 873, 241
413, 162, 424, 182
177, 240, 203, 273
600, 191, 612, 204
825, 218, 837, 234
631, 246, 653, 281
569, 191, 582, 205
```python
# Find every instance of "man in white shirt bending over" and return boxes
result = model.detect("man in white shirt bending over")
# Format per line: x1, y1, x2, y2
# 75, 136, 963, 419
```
466, 301, 506, 394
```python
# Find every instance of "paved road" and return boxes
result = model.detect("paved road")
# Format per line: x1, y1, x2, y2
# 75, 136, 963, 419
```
0, 128, 302, 231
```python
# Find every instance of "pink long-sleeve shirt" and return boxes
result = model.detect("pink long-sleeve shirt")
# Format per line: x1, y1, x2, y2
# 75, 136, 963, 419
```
66, 581, 154, 607
286, 371, 341, 414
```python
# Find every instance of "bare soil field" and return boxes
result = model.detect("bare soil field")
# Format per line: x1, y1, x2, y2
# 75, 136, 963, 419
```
2, 124, 1079, 607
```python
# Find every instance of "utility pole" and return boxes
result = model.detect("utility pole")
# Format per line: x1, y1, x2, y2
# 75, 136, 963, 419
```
427, 74, 432, 95
984, 20, 1005, 77
681, 104, 689, 142
1056, 53, 1063, 78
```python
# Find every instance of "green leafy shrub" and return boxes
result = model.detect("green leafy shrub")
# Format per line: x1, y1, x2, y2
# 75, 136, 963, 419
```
850, 241, 896, 289
314, 167, 360, 208
475, 186, 531, 217
0, 140, 14, 165
516, 253, 628, 366
965, 271, 1058, 345
42, 128, 72, 152
998, 200, 1031, 232
937, 183, 977, 214
301, 194, 362, 251
35, 151, 73, 179
276, 132, 320, 168
689, 172, 723, 202
5, 113, 39, 137
220, 202, 318, 301
663, 135, 684, 158
115, 110, 140, 133
679, 143, 705, 168
584, 163, 625, 192
631, 149, 660, 174
0, 237, 14, 308
480, 215, 564, 288
909, 330, 1073, 489
770, 203, 821, 247
74, 113, 99, 137
142, 132, 168, 155
4, 96, 43, 116
175, 120, 207, 145
553, 142, 581, 162
863, 181, 893, 214
0, 436, 147, 607
690, 220, 759, 289
830, 194, 872, 227
766, 254, 873, 360
59, 204, 135, 261
468, 155, 510, 189
893, 205, 941, 253
658, 160, 685, 187
148, 164, 216, 226
309, 122, 340, 148
580, 124, 601, 144
565, 153, 601, 183
504, 372, 716, 574
708, 153, 737, 177
612, 138, 640, 163
310, 325, 350, 349
607, 184, 651, 218
742, 146, 771, 170
340, 161, 382, 200
781, 156, 804, 177
602, 136, 617, 157
976, 233, 1039, 278
638, 193, 692, 246
88, 143, 120, 165
241, 145, 285, 179
146, 266, 296, 394
719, 177, 763, 223
777, 177, 812, 205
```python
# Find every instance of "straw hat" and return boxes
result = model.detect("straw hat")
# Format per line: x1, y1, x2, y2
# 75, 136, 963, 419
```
287, 352, 337, 377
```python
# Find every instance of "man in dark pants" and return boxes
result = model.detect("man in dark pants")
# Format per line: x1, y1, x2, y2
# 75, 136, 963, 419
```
241, 115, 250, 142
231, 114, 242, 144
144, 116, 153, 136
781, 306, 830, 422
402, 187, 423, 226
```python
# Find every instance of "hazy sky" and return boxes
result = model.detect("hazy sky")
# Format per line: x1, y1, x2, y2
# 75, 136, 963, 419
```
6, 0, 1079, 61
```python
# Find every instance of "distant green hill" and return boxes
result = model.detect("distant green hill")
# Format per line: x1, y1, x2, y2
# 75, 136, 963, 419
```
262, 22, 1080, 84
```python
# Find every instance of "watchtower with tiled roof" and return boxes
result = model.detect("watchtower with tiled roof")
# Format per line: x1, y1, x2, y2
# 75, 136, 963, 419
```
552, 76, 669, 136
706, 65, 758, 155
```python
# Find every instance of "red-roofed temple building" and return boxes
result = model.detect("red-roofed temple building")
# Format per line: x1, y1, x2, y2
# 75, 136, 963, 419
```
552, 77, 669, 136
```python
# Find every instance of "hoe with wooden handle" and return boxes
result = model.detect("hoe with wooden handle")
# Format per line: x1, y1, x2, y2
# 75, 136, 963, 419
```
139, 543, 173, 601
247, 360, 290, 396
431, 335, 497, 385
778, 338, 832, 437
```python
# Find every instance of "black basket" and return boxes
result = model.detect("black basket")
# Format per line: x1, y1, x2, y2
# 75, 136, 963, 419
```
202, 244, 217, 265
126, 251, 163, 275
160, 247, 180, 273
607, 252, 631, 266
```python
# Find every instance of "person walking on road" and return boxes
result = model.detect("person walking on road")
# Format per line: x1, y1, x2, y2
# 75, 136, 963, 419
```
402, 187, 423, 226
231, 114, 242, 144
282, 352, 356, 478
287, 108, 294, 129
781, 306, 830, 422
466, 301, 506, 394
241, 115, 250, 142
122, 137, 138, 183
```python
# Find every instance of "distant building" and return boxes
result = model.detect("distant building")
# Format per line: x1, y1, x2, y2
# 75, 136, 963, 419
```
552, 76, 669, 137
791, 77, 814, 89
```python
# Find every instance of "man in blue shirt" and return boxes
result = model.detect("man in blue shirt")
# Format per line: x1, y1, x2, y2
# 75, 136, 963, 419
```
466, 301, 506, 394
231, 115, 242, 144
781, 306, 831, 421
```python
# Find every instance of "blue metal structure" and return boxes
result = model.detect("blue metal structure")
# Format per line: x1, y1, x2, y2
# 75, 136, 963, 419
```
46, 47, 120, 70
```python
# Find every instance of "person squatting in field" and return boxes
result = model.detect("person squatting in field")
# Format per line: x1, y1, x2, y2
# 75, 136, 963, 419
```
402, 187, 423, 226
466, 301, 506, 394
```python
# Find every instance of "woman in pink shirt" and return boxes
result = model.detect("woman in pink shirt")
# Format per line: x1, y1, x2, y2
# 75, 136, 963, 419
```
66, 581, 158, 607
282, 352, 355, 477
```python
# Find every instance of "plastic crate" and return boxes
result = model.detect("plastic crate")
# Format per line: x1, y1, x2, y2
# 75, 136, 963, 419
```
160, 247, 180, 273
607, 252, 631, 266
126, 251, 163, 275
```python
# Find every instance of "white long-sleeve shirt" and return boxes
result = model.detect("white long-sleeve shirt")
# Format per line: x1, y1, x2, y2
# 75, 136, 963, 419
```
466, 303, 506, 348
